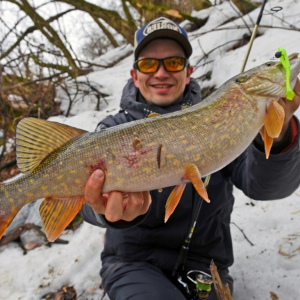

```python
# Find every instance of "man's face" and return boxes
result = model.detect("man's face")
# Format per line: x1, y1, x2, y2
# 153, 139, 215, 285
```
130, 39, 193, 106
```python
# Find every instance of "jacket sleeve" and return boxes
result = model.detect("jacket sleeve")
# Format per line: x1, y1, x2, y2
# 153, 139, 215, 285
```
231, 116, 300, 200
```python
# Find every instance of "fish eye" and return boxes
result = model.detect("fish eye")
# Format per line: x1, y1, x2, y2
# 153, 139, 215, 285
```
265, 61, 275, 67
235, 75, 248, 83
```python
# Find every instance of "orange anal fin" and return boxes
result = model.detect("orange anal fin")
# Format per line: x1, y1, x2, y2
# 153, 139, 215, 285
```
265, 100, 285, 138
184, 164, 210, 203
39, 196, 85, 242
165, 184, 186, 223
263, 127, 273, 159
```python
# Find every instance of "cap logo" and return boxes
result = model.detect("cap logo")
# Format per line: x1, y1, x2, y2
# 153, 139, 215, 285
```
143, 17, 182, 36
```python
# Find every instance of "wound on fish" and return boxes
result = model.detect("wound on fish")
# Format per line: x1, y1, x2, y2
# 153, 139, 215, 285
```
133, 137, 142, 150
123, 154, 139, 168
157, 144, 163, 169
105, 148, 115, 160
86, 160, 107, 174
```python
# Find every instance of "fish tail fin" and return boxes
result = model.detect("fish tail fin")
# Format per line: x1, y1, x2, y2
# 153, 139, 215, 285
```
0, 184, 19, 240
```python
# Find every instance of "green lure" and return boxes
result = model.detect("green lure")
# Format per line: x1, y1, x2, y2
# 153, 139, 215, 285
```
276, 47, 295, 100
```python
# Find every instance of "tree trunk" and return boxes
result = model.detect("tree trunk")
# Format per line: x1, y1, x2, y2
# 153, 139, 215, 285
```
231, 0, 258, 15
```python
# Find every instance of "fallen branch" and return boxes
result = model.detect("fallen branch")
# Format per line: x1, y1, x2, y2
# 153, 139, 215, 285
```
0, 223, 68, 254
231, 221, 254, 246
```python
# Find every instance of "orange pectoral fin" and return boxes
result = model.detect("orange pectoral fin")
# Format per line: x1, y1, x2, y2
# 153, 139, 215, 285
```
39, 196, 85, 242
184, 164, 210, 204
264, 100, 285, 159
165, 184, 186, 223
265, 100, 285, 137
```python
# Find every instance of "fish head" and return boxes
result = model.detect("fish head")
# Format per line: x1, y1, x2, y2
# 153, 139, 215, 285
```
236, 53, 300, 99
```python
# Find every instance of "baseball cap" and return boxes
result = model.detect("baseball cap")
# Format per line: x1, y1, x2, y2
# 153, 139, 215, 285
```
133, 17, 193, 60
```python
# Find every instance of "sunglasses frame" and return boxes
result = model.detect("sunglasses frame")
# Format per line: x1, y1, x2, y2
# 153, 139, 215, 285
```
133, 56, 189, 74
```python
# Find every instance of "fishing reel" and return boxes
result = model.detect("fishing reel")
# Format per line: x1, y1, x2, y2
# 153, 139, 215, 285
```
176, 270, 213, 300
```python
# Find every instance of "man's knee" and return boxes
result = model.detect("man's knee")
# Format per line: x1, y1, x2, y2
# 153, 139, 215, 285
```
101, 262, 186, 300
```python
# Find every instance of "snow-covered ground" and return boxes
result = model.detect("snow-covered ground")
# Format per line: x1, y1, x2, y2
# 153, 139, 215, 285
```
1, 1, 300, 299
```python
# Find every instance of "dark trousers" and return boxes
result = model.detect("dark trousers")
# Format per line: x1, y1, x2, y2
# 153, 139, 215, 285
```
101, 261, 233, 300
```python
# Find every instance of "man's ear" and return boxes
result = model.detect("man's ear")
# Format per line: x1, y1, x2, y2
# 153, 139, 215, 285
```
130, 68, 139, 88
186, 65, 193, 85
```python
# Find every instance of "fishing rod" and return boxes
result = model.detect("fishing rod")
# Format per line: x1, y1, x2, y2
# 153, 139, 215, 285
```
173, 175, 211, 299
240, 0, 268, 72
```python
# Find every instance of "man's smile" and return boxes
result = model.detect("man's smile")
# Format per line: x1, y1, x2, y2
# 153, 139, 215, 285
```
150, 83, 174, 92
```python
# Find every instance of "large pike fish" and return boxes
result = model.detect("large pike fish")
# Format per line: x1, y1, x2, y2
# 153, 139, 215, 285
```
1, 54, 300, 242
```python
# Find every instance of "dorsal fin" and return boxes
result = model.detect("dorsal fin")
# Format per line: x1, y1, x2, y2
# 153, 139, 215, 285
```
16, 118, 86, 173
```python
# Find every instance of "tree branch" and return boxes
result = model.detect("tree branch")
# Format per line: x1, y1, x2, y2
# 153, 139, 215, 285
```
15, 0, 80, 74
91, 16, 119, 48
231, 222, 254, 246
54, 0, 137, 44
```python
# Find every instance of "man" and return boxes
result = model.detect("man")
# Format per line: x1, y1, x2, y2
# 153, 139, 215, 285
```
80, 17, 300, 299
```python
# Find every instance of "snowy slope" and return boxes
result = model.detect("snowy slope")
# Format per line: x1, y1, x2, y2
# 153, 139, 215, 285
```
1, 1, 300, 299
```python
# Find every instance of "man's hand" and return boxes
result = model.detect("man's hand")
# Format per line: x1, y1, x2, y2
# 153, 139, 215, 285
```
273, 78, 300, 143
84, 169, 152, 223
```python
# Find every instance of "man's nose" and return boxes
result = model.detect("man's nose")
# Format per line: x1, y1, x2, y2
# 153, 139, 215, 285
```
154, 62, 170, 77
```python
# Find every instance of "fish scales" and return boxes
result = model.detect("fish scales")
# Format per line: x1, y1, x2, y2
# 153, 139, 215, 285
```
97, 84, 262, 192
1, 53, 300, 241
0, 90, 262, 197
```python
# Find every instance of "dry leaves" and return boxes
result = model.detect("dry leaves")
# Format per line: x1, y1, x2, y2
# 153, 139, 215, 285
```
42, 284, 76, 300
270, 291, 279, 300
278, 233, 300, 258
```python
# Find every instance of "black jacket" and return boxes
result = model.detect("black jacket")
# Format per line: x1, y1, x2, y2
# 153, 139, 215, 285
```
80, 78, 300, 273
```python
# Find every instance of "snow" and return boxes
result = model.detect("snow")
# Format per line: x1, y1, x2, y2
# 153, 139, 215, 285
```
1, 0, 300, 299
